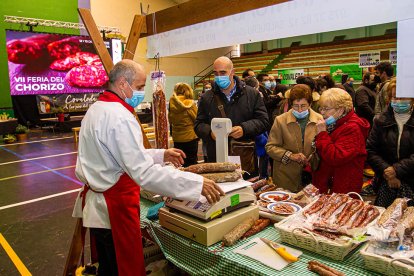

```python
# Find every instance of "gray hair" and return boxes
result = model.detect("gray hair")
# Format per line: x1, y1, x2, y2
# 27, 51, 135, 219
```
108, 60, 137, 85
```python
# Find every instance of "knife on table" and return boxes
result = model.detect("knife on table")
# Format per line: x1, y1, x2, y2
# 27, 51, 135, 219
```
260, 238, 298, 262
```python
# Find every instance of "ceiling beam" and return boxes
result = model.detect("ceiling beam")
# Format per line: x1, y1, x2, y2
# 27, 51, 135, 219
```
141, 0, 290, 37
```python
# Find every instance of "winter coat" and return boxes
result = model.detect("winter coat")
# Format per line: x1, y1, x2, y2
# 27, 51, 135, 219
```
259, 85, 281, 128
343, 83, 356, 105
312, 110, 370, 194
168, 94, 198, 142
266, 109, 323, 192
194, 76, 269, 162
355, 84, 376, 126
366, 105, 414, 207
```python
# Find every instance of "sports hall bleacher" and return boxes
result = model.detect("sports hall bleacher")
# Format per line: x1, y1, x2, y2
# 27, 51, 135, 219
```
232, 35, 396, 79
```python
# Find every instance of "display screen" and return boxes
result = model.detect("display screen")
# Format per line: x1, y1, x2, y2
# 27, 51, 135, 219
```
6, 30, 120, 95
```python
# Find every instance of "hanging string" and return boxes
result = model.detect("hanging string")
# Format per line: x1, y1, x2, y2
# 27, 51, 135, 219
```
154, 52, 161, 74
151, 10, 161, 62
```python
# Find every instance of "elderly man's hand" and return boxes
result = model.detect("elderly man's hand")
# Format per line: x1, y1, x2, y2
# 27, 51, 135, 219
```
230, 126, 244, 139
164, 148, 186, 167
316, 119, 327, 134
202, 177, 225, 204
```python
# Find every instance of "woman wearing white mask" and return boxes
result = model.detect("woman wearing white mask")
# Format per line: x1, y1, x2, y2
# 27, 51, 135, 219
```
367, 78, 414, 208
266, 84, 323, 192
313, 88, 370, 194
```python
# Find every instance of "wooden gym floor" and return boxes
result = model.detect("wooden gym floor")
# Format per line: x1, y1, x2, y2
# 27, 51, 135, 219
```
0, 127, 200, 275
0, 129, 80, 275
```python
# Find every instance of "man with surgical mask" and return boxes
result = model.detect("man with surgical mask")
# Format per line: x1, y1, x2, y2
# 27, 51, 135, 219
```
257, 73, 282, 128
269, 75, 277, 91
194, 56, 269, 171
73, 60, 224, 276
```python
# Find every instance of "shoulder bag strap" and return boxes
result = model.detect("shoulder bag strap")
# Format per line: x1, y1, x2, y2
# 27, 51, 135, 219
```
213, 94, 227, 118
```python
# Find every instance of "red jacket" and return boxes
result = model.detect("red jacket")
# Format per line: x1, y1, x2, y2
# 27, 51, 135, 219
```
312, 110, 370, 194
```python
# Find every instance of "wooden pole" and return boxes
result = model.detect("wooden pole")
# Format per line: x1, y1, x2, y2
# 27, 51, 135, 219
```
123, 15, 146, 60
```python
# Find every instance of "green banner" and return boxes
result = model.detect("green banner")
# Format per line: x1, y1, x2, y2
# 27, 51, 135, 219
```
330, 64, 362, 83
279, 69, 304, 85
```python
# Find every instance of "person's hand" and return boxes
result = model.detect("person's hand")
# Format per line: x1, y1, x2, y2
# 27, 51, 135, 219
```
201, 177, 225, 204
229, 126, 244, 139
164, 148, 186, 167
211, 131, 216, 141
277, 92, 283, 98
383, 166, 396, 180
290, 153, 308, 165
316, 119, 327, 134
387, 177, 401, 189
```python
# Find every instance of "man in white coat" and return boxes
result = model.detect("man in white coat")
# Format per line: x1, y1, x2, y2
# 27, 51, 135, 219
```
73, 59, 224, 276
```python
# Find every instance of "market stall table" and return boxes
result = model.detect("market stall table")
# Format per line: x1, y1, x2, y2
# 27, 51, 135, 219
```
140, 198, 380, 276
0, 119, 18, 135
40, 115, 84, 132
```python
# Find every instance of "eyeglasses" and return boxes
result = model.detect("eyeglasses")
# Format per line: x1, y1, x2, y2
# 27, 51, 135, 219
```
319, 106, 336, 112
292, 104, 309, 110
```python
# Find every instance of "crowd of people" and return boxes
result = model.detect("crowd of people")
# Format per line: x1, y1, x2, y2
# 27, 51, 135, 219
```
74, 57, 412, 274
170, 58, 414, 210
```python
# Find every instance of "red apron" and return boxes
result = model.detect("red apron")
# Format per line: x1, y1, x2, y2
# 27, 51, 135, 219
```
104, 173, 145, 276
82, 91, 145, 275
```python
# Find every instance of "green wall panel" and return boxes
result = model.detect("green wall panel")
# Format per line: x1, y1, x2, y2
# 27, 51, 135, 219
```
0, 0, 80, 112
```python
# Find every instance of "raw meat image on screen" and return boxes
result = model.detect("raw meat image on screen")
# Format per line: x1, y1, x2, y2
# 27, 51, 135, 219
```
47, 36, 81, 60
6, 31, 109, 95
50, 52, 101, 71
65, 64, 109, 88
7, 34, 61, 64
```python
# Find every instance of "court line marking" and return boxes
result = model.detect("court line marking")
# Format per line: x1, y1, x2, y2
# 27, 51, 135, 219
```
0, 233, 32, 275
0, 136, 72, 147
0, 151, 78, 166
0, 165, 76, 181
0, 147, 83, 186
0, 188, 81, 211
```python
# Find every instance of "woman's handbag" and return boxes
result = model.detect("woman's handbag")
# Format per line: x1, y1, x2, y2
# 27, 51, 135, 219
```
309, 140, 320, 171
229, 139, 256, 174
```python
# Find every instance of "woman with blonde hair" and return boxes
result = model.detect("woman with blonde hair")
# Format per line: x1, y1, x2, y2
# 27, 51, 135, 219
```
313, 88, 370, 194
367, 78, 414, 207
168, 82, 199, 166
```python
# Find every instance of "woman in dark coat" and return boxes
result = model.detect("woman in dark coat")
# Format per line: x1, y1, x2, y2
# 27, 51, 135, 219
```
366, 78, 414, 207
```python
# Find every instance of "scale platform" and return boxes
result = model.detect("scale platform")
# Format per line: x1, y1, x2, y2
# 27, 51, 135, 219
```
165, 185, 256, 221
159, 204, 259, 246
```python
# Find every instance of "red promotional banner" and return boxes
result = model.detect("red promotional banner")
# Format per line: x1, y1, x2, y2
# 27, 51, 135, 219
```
6, 30, 117, 95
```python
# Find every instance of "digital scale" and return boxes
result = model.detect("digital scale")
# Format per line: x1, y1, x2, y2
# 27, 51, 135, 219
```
160, 181, 258, 246
159, 204, 259, 246
159, 118, 260, 246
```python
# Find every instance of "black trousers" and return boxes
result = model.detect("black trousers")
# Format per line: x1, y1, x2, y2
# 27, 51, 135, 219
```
90, 228, 118, 276
173, 139, 199, 167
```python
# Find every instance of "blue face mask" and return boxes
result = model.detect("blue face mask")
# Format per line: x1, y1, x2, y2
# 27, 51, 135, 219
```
292, 109, 309, 119
125, 83, 145, 108
325, 116, 336, 125
270, 81, 276, 89
264, 81, 272, 90
391, 100, 412, 114
215, 75, 231, 89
